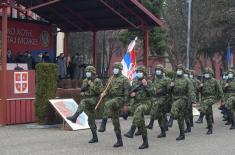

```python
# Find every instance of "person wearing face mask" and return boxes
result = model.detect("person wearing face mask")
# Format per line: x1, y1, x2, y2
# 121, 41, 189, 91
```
223, 69, 235, 129
169, 64, 196, 140
199, 67, 224, 134
188, 70, 201, 127
219, 71, 229, 121
145, 64, 170, 138
124, 66, 154, 149
182, 68, 195, 133
67, 66, 103, 143
98, 62, 130, 148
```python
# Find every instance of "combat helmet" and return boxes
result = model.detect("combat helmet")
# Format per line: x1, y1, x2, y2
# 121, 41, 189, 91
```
176, 64, 185, 72
204, 67, 214, 76
228, 68, 235, 74
136, 66, 147, 75
85, 66, 96, 74
155, 64, 166, 73
112, 62, 123, 70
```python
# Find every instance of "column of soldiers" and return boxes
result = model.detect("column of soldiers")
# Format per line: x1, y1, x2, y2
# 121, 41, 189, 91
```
67, 62, 235, 150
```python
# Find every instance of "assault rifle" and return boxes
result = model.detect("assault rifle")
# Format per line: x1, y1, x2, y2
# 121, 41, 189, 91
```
129, 84, 144, 95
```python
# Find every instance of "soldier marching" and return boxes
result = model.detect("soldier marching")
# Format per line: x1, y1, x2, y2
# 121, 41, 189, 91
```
66, 62, 235, 150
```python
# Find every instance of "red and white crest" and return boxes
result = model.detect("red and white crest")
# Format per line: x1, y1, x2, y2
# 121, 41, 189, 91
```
14, 72, 28, 94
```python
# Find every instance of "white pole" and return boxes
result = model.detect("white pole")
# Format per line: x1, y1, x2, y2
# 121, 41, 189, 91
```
186, 0, 192, 68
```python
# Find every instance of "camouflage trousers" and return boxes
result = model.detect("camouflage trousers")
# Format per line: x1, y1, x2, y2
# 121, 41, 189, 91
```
225, 96, 235, 121
131, 100, 151, 136
201, 97, 215, 128
185, 101, 193, 124
103, 97, 124, 134
171, 97, 187, 130
150, 97, 167, 128
78, 97, 97, 131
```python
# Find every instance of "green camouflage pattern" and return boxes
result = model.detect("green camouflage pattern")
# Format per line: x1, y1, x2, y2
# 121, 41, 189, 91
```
77, 77, 103, 131
150, 75, 171, 128
130, 79, 154, 136
224, 78, 235, 121
103, 74, 130, 134
200, 77, 223, 128
170, 76, 196, 130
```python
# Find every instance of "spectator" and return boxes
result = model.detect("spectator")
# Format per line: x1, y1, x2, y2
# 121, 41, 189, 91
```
57, 53, 67, 80
43, 52, 51, 63
66, 56, 74, 79
72, 53, 81, 79
33, 53, 43, 69
25, 52, 33, 70
7, 49, 14, 63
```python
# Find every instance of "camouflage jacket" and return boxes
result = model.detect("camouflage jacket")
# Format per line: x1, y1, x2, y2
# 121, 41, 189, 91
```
153, 76, 170, 96
108, 74, 130, 102
200, 78, 223, 101
191, 78, 201, 102
171, 77, 196, 103
81, 78, 103, 97
223, 78, 235, 98
130, 79, 155, 101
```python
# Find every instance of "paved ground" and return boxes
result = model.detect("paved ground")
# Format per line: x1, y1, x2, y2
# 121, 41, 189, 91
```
0, 106, 235, 155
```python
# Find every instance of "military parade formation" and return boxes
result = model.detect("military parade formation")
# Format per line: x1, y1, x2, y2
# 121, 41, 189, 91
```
67, 62, 235, 150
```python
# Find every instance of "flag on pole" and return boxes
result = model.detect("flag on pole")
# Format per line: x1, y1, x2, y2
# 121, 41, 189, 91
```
121, 37, 137, 81
227, 45, 231, 66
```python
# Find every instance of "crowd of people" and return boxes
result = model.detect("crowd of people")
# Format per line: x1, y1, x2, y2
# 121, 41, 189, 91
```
6, 49, 52, 70
56, 53, 85, 80
6, 49, 84, 80
66, 62, 235, 150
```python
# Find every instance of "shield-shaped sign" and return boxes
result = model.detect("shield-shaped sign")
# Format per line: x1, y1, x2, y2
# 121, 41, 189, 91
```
14, 72, 29, 94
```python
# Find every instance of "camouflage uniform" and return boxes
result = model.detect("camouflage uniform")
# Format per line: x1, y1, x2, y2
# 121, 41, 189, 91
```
67, 66, 103, 143
220, 71, 229, 122
149, 64, 171, 137
183, 68, 197, 132
200, 68, 223, 134
170, 65, 196, 140
124, 66, 154, 149
189, 70, 201, 125
224, 69, 235, 129
101, 62, 130, 147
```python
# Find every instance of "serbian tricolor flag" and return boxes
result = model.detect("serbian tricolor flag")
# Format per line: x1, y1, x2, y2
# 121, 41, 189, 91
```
121, 37, 137, 81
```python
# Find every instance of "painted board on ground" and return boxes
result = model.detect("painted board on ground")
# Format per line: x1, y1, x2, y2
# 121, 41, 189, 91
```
49, 99, 90, 130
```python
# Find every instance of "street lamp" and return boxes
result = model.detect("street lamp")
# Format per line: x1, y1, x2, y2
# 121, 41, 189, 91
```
186, 0, 192, 68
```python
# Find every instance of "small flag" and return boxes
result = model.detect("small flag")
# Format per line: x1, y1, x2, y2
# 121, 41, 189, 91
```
121, 37, 137, 81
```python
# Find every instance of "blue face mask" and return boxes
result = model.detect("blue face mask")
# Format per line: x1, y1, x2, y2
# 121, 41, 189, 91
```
136, 72, 144, 79
113, 68, 119, 75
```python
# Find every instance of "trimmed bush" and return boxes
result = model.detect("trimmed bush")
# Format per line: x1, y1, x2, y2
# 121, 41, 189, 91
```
36, 63, 58, 124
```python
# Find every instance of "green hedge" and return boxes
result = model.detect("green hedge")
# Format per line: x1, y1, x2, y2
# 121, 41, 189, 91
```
35, 63, 58, 124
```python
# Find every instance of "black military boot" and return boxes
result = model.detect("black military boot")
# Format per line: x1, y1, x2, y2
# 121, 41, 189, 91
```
225, 117, 231, 125
230, 120, 235, 130
206, 126, 213, 135
164, 118, 169, 131
124, 125, 136, 138
168, 116, 174, 128
195, 112, 204, 123
121, 111, 129, 120
157, 127, 166, 138
176, 129, 185, 141
190, 116, 194, 127
139, 135, 149, 149
113, 133, 123, 147
146, 117, 154, 129
98, 118, 107, 132
89, 130, 98, 143
67, 111, 81, 123
184, 121, 191, 133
